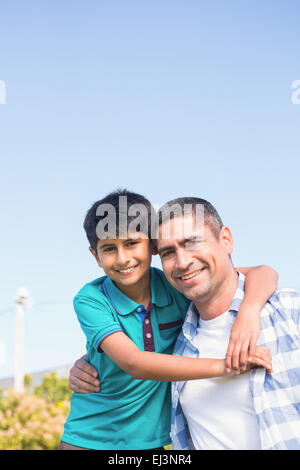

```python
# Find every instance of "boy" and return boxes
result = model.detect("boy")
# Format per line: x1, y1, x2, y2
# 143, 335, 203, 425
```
60, 189, 275, 450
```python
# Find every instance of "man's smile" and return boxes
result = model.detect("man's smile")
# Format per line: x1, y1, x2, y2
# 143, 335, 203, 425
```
175, 267, 206, 284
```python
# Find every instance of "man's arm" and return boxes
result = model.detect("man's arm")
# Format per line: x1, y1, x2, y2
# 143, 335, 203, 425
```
225, 265, 278, 373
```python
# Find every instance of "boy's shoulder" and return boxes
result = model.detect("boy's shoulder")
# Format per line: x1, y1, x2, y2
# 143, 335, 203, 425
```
74, 274, 108, 304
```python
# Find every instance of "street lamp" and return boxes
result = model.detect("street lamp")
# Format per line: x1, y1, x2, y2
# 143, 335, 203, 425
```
14, 287, 32, 393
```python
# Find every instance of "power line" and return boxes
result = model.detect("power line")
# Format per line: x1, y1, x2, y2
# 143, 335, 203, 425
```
0, 307, 14, 318
0, 300, 70, 318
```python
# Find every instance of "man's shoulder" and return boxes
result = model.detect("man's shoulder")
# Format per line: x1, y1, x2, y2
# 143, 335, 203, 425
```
267, 287, 300, 313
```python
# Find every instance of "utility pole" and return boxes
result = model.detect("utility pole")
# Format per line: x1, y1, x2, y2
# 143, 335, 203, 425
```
14, 287, 31, 393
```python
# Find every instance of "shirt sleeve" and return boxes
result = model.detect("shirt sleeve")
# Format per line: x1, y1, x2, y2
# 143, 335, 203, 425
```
73, 294, 122, 352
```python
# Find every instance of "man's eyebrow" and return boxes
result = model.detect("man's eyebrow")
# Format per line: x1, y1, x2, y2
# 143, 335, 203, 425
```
157, 245, 174, 255
184, 235, 203, 242
158, 236, 203, 255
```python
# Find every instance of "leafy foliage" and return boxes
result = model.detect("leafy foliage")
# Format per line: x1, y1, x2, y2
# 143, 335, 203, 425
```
0, 372, 71, 450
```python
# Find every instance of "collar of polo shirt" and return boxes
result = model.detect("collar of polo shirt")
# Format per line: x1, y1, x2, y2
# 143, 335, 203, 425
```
102, 267, 172, 315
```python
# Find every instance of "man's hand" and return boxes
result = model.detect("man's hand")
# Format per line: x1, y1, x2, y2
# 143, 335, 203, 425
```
68, 354, 100, 393
225, 303, 261, 374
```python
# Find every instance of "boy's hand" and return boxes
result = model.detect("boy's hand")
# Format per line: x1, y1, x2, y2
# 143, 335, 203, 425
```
69, 354, 100, 393
247, 345, 272, 374
225, 303, 261, 374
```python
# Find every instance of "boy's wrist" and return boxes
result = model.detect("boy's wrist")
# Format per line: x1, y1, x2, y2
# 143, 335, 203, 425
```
238, 298, 262, 313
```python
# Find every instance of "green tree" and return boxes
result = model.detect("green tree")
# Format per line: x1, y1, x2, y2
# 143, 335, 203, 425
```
33, 372, 72, 405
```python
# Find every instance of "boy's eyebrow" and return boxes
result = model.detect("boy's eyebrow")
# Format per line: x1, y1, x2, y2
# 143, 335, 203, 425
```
98, 236, 143, 249
98, 242, 116, 249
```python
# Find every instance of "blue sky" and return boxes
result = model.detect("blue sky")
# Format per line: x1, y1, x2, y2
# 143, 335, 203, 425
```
0, 1, 300, 378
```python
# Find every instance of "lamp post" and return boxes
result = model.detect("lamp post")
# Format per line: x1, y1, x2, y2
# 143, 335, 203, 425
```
14, 287, 31, 393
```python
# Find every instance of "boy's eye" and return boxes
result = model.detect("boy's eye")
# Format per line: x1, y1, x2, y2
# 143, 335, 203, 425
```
126, 241, 139, 247
103, 246, 115, 252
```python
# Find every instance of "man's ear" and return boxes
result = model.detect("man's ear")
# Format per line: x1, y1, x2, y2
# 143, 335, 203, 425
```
219, 226, 234, 255
89, 247, 102, 268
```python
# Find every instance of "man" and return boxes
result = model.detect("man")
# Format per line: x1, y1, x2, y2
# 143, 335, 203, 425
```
70, 197, 300, 449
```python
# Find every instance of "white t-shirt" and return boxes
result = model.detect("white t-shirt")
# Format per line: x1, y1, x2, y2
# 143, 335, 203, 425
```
179, 310, 262, 450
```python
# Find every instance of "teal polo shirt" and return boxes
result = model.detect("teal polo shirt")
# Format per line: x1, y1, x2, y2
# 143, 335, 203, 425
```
62, 267, 190, 450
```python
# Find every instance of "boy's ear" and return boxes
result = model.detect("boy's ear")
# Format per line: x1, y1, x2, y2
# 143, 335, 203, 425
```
89, 247, 103, 267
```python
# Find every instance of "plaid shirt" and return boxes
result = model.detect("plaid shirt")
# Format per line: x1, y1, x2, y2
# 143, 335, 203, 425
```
171, 272, 300, 450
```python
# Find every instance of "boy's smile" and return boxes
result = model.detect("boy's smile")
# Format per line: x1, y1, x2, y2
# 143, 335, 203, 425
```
90, 232, 153, 301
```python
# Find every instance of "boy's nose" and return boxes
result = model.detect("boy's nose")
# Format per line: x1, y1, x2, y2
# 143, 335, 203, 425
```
116, 248, 130, 265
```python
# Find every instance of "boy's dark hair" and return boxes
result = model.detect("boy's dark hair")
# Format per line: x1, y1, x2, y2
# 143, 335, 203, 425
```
157, 197, 223, 238
84, 189, 155, 251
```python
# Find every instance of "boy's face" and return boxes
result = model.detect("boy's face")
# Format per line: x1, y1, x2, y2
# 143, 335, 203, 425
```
90, 232, 153, 289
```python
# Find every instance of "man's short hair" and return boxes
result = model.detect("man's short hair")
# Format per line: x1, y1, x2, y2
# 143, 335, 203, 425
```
83, 189, 155, 251
156, 197, 223, 238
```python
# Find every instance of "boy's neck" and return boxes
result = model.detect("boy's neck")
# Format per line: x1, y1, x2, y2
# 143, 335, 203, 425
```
115, 269, 152, 307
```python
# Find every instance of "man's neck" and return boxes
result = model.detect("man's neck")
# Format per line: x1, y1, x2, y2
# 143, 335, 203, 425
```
194, 269, 239, 321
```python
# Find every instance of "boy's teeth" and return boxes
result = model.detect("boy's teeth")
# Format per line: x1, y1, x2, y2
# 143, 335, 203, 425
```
119, 267, 135, 273
181, 270, 202, 280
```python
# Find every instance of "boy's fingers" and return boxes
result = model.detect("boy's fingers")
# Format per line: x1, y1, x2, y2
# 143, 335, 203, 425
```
249, 356, 272, 374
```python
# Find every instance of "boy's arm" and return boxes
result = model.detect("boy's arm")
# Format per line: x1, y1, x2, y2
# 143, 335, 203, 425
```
99, 331, 272, 381
225, 265, 278, 374
68, 335, 272, 392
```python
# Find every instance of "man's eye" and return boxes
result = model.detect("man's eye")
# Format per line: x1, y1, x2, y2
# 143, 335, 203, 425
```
161, 251, 172, 258
185, 240, 202, 250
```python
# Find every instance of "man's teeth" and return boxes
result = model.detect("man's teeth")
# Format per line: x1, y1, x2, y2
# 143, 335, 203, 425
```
118, 267, 136, 273
180, 270, 202, 280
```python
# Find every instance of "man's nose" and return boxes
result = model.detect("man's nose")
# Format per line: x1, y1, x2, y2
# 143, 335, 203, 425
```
175, 248, 193, 272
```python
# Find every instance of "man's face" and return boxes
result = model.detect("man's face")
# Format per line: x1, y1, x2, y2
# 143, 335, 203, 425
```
157, 213, 234, 303
90, 232, 152, 290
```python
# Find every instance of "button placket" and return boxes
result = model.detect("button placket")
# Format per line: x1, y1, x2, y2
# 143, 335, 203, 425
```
143, 303, 155, 352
